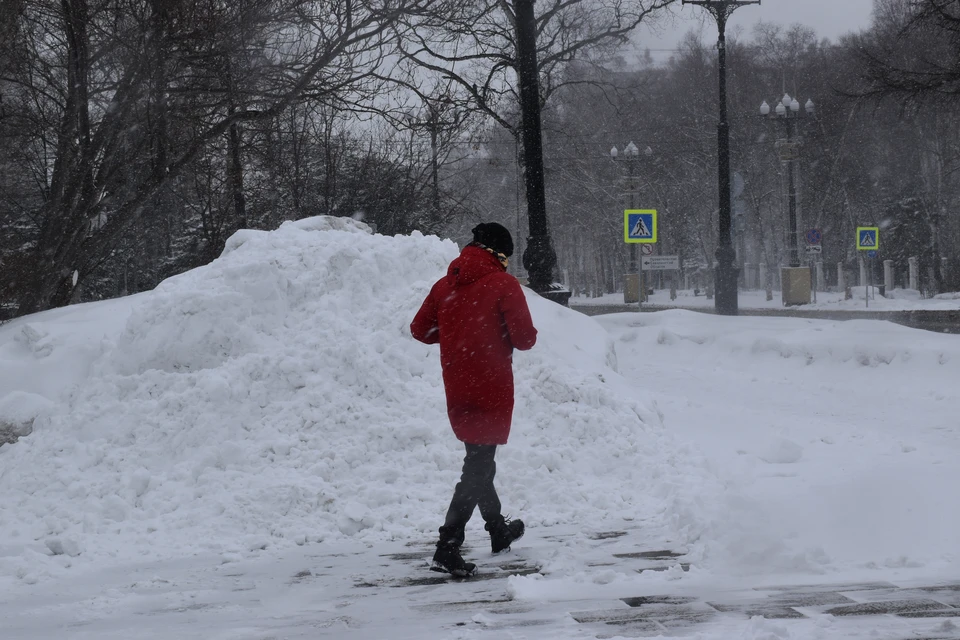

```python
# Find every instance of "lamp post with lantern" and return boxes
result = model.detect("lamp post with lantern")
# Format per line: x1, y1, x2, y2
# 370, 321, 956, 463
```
610, 142, 653, 303
760, 94, 815, 268
759, 93, 816, 304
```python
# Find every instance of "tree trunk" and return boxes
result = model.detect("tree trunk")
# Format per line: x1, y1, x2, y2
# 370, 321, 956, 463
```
18, 0, 94, 316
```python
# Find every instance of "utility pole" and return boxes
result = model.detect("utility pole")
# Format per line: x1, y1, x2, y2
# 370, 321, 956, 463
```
514, 0, 569, 305
682, 0, 760, 316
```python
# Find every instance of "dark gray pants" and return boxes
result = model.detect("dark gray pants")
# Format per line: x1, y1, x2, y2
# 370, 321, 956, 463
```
439, 443, 502, 545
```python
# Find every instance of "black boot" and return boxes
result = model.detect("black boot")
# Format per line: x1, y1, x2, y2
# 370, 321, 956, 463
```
430, 526, 476, 577
485, 516, 524, 554
431, 542, 477, 577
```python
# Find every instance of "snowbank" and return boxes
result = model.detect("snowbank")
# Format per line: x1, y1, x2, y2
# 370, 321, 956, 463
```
573, 287, 960, 311
598, 309, 960, 577
0, 217, 720, 584
612, 309, 957, 370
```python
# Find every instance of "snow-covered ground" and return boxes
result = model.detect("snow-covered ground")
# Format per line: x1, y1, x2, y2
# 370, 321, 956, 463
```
573, 287, 960, 311
1, 217, 958, 639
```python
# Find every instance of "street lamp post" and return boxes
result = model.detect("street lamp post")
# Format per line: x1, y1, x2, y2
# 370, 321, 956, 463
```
759, 94, 815, 305
682, 0, 759, 316
759, 95, 815, 268
611, 142, 651, 304
514, 0, 570, 305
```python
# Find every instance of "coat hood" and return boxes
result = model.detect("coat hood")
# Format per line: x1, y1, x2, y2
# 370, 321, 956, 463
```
446, 244, 505, 287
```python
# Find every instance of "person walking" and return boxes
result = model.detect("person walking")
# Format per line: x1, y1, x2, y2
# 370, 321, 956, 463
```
410, 223, 538, 576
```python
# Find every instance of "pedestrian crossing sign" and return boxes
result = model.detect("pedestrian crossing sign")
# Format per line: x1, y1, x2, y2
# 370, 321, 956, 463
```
624, 210, 657, 243
856, 226, 879, 251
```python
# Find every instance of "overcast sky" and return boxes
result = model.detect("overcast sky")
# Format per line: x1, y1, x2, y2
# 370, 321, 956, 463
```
639, 0, 876, 59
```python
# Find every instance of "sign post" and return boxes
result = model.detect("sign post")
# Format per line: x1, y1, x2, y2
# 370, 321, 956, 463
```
805, 228, 822, 304
639, 255, 681, 307
625, 210, 657, 307
856, 227, 880, 308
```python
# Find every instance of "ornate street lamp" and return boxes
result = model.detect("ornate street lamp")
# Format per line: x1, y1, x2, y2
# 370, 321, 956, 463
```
611, 142, 641, 273
759, 94, 815, 268
760, 94, 815, 304
682, 0, 760, 316
610, 142, 651, 304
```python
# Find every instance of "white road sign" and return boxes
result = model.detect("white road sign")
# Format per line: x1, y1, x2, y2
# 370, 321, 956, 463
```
641, 255, 680, 271
804, 245, 823, 254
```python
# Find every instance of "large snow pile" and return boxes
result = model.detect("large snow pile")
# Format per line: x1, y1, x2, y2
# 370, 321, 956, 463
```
0, 217, 721, 584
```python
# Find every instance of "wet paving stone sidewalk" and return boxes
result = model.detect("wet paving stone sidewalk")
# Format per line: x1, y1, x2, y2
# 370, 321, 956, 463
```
356, 530, 960, 638
569, 581, 960, 637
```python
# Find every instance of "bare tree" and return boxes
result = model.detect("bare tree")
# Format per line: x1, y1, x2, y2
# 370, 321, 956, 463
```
853, 0, 960, 104
395, 0, 676, 141
7, 0, 445, 316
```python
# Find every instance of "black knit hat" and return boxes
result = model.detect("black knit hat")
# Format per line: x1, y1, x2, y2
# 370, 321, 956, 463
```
471, 222, 514, 257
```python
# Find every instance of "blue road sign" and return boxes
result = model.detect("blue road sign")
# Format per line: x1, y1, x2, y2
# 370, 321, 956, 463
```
857, 226, 879, 250
624, 210, 657, 243
867, 250, 877, 258
806, 228, 822, 245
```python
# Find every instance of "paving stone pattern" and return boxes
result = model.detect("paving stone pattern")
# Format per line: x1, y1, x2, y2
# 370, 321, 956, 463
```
582, 579, 960, 636
355, 531, 960, 638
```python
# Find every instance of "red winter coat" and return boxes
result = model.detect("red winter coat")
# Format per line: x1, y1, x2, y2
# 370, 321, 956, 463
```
411, 244, 538, 445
